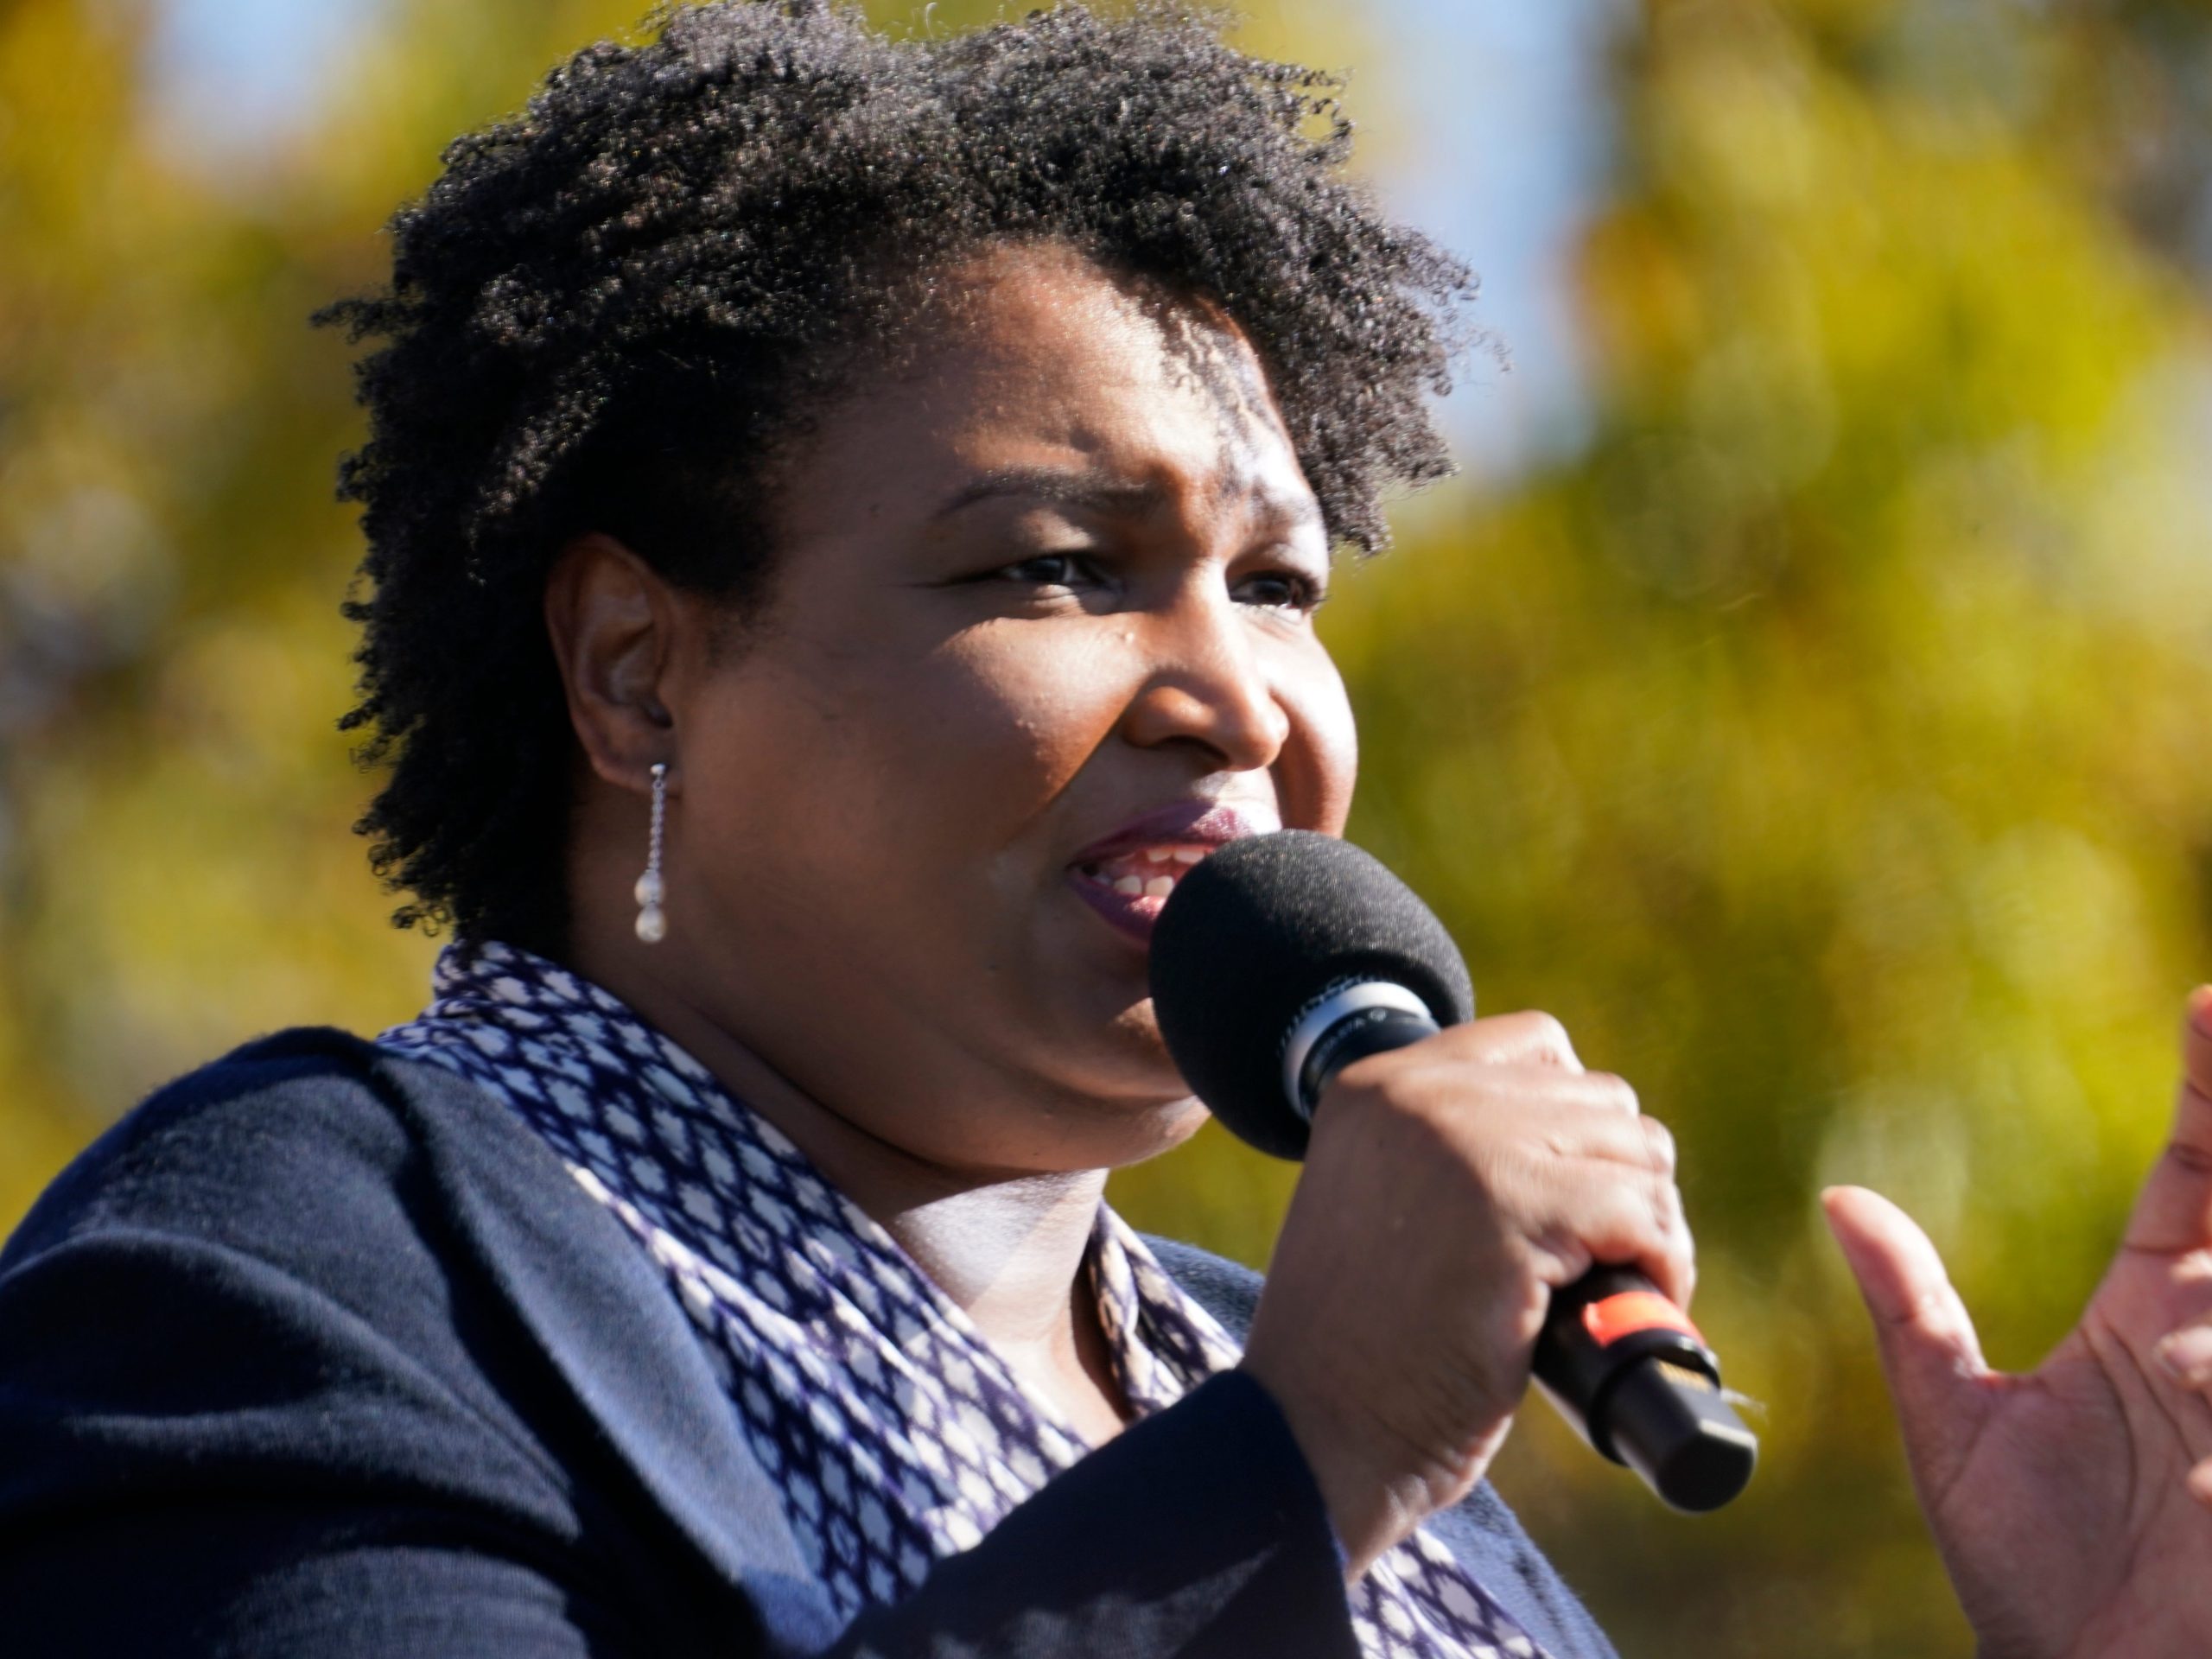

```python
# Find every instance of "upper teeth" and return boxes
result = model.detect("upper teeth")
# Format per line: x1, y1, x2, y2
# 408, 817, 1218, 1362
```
1083, 844, 1212, 899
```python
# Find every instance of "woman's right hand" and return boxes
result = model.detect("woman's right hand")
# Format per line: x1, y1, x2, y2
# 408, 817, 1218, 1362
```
1237, 1011, 1692, 1578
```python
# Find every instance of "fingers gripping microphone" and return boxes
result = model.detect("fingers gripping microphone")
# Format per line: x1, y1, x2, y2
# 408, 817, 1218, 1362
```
1149, 831, 1757, 1514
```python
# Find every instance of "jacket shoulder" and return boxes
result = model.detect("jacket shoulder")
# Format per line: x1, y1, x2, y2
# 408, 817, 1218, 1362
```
0, 1025, 564, 1460
7, 1027, 418, 1259
0, 1026, 775, 1655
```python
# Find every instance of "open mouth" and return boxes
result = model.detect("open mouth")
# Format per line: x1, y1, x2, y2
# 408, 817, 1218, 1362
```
1072, 844, 1211, 902
1065, 802, 1275, 944
1061, 804, 1274, 946
1067, 843, 1214, 944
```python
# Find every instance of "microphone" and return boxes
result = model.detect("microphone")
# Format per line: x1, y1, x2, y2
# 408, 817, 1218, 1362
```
1149, 830, 1757, 1513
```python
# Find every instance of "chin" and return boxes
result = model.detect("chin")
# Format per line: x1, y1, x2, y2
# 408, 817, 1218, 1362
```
1057, 1090, 1211, 1174
1007, 1007, 1196, 1148
1093, 995, 1189, 1089
1139, 1093, 1213, 1154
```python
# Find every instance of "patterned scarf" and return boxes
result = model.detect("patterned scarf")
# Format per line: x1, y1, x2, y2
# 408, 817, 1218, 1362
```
378, 939, 1547, 1658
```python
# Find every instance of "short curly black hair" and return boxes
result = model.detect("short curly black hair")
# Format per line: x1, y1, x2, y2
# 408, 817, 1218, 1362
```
321, 0, 1472, 955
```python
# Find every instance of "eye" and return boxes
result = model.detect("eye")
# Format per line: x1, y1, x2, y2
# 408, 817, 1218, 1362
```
1231, 567, 1327, 613
995, 553, 1095, 589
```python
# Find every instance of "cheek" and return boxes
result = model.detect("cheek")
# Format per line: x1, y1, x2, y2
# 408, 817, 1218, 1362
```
706, 622, 1135, 857
931, 623, 1140, 804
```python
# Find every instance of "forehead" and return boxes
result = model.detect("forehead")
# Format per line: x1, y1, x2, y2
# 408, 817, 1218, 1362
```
914, 243, 1274, 423
773, 242, 1316, 540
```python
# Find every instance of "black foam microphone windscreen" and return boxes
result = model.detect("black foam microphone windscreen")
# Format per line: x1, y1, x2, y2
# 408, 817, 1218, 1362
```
1147, 830, 1473, 1160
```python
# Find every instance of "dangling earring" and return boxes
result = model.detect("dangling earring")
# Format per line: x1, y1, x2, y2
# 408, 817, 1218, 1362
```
634, 761, 669, 944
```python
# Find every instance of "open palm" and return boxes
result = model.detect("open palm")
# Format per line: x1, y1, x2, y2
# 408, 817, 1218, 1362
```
1826, 989, 2212, 1659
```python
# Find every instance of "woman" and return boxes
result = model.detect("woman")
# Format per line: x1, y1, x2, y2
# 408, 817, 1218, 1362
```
3, 5, 2209, 1656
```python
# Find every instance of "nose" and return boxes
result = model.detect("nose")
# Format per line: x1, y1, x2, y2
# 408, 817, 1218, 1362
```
1118, 584, 1293, 772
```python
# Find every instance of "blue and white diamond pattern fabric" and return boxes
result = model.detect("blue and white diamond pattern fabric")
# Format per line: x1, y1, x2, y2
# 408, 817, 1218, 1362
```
378, 939, 1548, 1659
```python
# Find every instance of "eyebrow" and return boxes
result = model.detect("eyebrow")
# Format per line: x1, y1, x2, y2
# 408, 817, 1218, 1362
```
932, 465, 1325, 533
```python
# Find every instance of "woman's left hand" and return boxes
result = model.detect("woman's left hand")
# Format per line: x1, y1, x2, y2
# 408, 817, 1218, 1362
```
1826, 986, 2212, 1659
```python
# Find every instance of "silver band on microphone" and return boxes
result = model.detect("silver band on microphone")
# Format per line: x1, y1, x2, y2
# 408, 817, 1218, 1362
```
1280, 980, 1434, 1110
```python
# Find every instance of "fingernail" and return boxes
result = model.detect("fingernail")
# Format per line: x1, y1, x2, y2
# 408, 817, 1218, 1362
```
2156, 1325, 2212, 1384
1815, 1188, 1847, 1235
2190, 985, 2212, 1030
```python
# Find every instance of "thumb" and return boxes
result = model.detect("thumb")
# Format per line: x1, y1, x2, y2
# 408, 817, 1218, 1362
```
1822, 1185, 1995, 1503
2122, 986, 2212, 1255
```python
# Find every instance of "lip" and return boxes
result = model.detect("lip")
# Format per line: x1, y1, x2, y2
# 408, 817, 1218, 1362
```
1065, 799, 1280, 947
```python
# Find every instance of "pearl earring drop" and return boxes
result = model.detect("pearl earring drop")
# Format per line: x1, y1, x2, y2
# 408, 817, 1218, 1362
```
634, 762, 669, 944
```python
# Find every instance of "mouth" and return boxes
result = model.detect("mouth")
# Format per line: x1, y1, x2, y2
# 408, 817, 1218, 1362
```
1065, 802, 1275, 946
1076, 842, 1212, 897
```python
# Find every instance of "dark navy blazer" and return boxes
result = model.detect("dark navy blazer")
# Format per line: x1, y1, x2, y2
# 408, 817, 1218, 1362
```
0, 1027, 1615, 1658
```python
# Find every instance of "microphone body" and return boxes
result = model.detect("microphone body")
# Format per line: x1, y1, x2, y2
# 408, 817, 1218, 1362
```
1150, 830, 1758, 1514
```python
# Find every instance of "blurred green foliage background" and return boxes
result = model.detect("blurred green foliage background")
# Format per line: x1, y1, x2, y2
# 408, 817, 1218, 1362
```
3, 1, 2209, 1653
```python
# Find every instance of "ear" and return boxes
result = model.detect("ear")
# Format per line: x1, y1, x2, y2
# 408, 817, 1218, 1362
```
543, 532, 685, 791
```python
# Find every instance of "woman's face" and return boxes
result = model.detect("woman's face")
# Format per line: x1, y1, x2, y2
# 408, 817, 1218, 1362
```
652, 243, 1357, 1174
